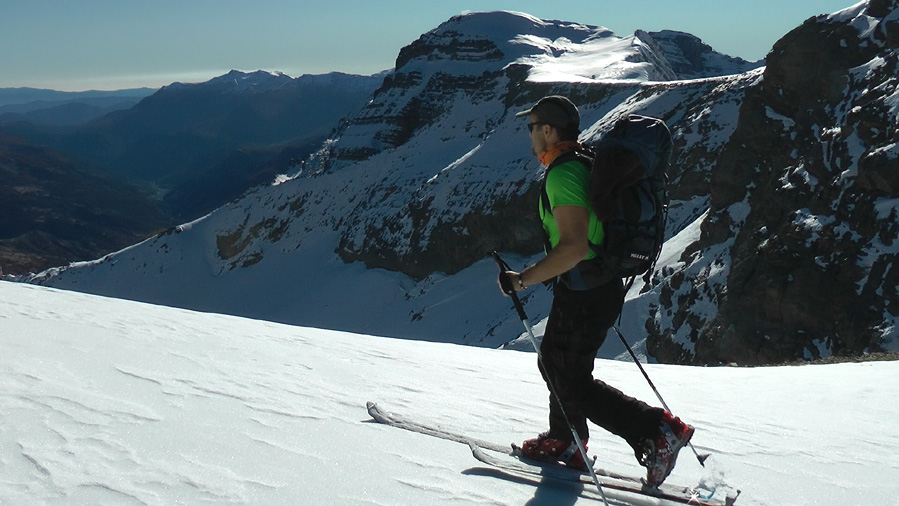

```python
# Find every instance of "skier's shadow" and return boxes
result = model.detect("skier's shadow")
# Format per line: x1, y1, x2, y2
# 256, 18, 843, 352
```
525, 477, 584, 506
463, 468, 584, 505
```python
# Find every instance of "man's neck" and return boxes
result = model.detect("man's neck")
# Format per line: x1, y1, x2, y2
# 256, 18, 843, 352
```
538, 140, 580, 167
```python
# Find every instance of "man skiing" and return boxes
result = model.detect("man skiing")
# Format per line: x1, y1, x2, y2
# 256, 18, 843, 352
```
498, 95, 693, 486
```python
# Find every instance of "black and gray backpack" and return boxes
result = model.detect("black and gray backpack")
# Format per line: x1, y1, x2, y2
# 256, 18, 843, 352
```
590, 114, 672, 283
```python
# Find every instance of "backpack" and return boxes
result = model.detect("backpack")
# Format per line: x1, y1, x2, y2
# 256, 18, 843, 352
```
541, 114, 672, 288
590, 114, 672, 282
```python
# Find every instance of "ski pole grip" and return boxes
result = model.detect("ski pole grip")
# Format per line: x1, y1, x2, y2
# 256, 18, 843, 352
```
492, 251, 529, 322
497, 271, 516, 295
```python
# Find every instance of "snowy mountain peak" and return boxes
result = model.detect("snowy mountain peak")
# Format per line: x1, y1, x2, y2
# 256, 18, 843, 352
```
436, 10, 610, 43
397, 10, 668, 83
634, 30, 763, 79
204, 69, 293, 93
395, 10, 760, 86
163, 69, 293, 94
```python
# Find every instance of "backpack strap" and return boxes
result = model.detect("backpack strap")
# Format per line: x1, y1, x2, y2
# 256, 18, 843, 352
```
539, 148, 594, 253
539, 148, 594, 219
538, 148, 601, 290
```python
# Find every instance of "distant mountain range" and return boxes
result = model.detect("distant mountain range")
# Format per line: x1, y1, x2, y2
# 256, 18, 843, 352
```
0, 87, 163, 127
0, 89, 156, 126
0, 71, 383, 273
3, 71, 383, 218
0, 87, 157, 108
0, 131, 168, 274
15, 4, 899, 366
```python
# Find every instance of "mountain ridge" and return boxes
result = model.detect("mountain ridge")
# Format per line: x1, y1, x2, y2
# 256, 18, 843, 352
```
1, 70, 383, 222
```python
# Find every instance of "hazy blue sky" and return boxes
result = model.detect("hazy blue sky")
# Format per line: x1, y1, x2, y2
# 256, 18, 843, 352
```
2, 0, 858, 91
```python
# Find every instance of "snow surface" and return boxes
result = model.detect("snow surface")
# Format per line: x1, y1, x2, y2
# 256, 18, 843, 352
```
3, 280, 897, 505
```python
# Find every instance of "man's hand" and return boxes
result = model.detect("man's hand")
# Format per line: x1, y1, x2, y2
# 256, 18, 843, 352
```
497, 270, 523, 296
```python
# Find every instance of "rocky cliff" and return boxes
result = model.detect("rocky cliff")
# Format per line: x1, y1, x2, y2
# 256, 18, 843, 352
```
647, 0, 899, 364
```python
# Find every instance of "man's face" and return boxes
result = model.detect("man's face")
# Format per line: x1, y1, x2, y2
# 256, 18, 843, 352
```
527, 113, 550, 157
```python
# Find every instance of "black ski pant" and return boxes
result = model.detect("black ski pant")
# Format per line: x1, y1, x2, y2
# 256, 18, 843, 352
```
539, 278, 664, 453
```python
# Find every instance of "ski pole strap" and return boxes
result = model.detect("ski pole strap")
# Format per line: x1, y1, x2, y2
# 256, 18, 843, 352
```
493, 250, 512, 275
492, 251, 529, 322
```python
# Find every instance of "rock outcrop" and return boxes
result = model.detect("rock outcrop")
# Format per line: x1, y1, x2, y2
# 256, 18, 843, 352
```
647, 0, 899, 364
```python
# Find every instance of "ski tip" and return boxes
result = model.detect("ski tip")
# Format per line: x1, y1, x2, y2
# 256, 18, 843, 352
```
725, 489, 742, 506
366, 401, 388, 422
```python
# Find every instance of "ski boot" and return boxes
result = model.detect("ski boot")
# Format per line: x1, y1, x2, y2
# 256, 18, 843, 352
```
641, 411, 695, 486
519, 432, 589, 471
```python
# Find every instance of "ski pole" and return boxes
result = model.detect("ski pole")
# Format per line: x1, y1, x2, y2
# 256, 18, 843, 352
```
493, 251, 610, 506
611, 325, 711, 466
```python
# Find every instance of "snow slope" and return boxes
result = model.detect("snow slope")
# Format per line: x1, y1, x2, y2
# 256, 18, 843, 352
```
2, 280, 896, 505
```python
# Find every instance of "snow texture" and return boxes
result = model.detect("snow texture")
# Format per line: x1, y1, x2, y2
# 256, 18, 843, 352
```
2, 280, 897, 505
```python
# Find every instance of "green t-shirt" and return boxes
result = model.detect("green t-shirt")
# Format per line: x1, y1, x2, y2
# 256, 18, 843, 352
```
539, 158, 604, 258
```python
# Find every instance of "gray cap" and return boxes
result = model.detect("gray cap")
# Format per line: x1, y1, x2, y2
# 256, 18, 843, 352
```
516, 95, 580, 132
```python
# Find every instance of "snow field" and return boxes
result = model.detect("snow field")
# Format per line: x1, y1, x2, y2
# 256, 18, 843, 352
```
2, 280, 897, 505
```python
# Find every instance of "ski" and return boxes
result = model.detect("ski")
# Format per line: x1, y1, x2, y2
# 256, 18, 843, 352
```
367, 402, 739, 506
471, 443, 739, 506
368, 400, 634, 482
367, 401, 509, 453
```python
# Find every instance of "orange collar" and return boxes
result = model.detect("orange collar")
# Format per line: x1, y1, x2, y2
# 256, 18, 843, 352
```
538, 141, 581, 167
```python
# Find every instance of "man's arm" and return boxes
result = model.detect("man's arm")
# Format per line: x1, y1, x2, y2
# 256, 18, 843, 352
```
502, 205, 590, 292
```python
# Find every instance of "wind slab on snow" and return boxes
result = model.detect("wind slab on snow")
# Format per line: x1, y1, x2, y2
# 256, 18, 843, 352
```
2, 280, 897, 505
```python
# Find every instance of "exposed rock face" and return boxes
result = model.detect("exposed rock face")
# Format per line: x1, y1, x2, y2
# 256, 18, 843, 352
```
647, 1, 899, 364
636, 30, 764, 79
